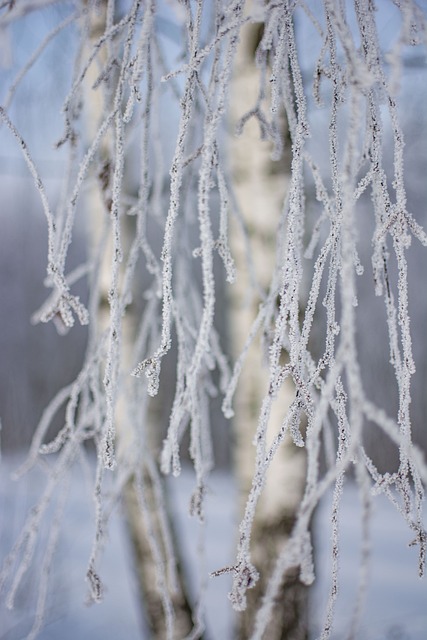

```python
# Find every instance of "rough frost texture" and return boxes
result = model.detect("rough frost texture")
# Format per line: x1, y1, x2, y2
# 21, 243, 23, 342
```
0, 1, 426, 638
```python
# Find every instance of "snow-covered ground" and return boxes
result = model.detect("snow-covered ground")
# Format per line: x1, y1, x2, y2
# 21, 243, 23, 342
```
0, 457, 426, 639
311, 483, 427, 640
0, 456, 143, 640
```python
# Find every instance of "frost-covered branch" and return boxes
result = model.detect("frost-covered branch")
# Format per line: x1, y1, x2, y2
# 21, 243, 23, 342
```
1, 0, 426, 637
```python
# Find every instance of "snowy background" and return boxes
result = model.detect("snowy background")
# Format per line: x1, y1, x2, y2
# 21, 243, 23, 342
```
1, 457, 426, 639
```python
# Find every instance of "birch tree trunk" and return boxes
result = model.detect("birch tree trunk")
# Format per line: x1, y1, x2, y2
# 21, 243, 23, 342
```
230, 18, 308, 639
82, 3, 194, 637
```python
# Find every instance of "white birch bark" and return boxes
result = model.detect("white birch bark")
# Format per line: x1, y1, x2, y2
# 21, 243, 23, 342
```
229, 16, 308, 639
81, 4, 194, 638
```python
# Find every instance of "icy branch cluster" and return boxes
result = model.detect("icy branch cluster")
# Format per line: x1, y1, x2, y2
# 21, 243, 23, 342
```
1, 0, 426, 638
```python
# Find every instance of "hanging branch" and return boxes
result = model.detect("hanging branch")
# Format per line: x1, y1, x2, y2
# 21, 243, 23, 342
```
1, 1, 426, 638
